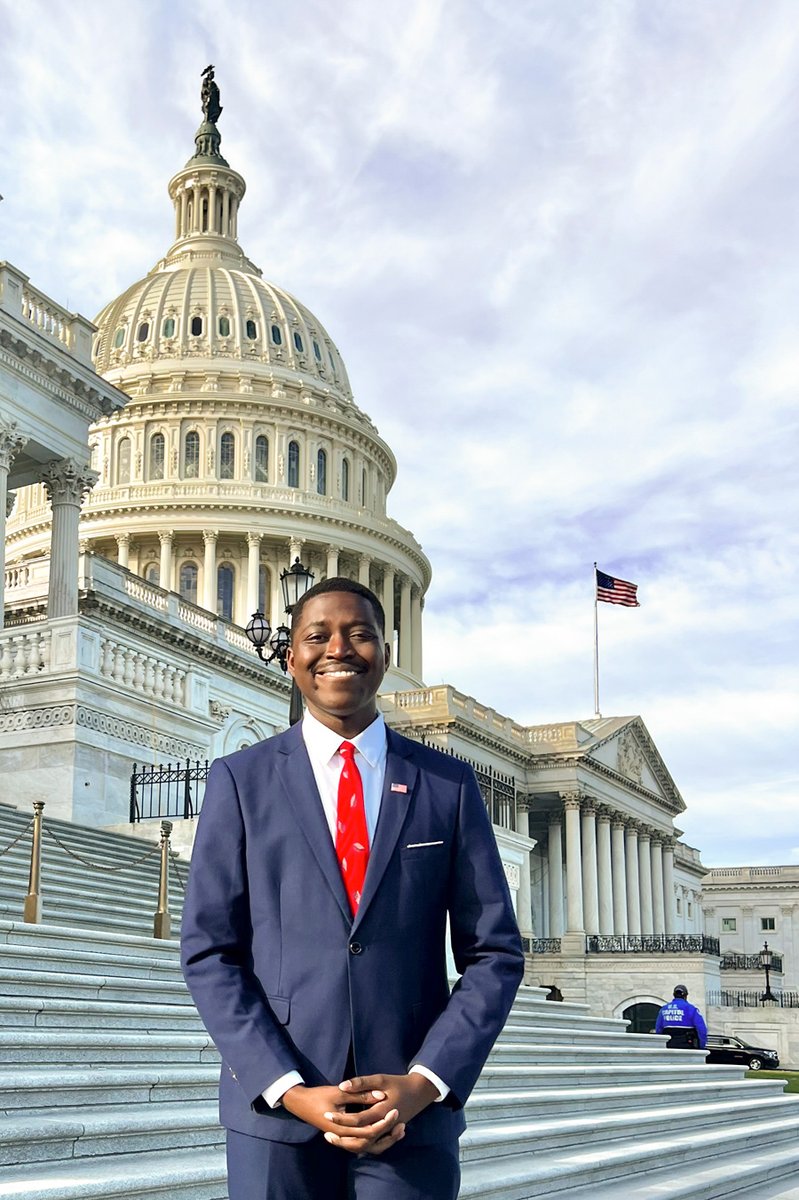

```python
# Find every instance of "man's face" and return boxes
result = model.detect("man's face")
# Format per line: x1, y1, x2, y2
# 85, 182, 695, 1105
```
287, 591, 390, 734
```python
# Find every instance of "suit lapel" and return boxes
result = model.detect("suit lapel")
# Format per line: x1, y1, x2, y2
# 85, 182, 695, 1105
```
352, 729, 417, 931
275, 726, 351, 923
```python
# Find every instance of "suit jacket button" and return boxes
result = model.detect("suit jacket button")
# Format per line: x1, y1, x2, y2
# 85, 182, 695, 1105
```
349, 941, 363, 955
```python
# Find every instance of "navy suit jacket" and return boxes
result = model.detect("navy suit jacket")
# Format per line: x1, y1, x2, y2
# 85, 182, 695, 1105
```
181, 722, 524, 1145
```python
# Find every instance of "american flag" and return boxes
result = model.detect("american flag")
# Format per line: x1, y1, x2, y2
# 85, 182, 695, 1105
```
596, 569, 640, 607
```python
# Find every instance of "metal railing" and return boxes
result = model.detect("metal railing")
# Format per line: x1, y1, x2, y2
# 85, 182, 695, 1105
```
528, 938, 562, 954
0, 802, 185, 939
707, 989, 799, 1009
130, 759, 209, 822
586, 934, 721, 955
720, 952, 784, 972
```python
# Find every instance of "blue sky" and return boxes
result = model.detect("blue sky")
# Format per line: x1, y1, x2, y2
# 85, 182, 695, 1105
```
2, 0, 797, 865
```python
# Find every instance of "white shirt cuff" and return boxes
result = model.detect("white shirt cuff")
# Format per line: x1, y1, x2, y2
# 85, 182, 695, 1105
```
409, 1063, 450, 1102
263, 1070, 304, 1109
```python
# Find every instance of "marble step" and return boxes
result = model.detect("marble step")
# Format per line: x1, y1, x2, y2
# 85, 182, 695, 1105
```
0, 854, 181, 908
497, 1022, 660, 1049
458, 1111, 799, 1198
0, 918, 181, 961
0, 898, 178, 938
474, 1060, 743, 1090
0, 994, 204, 1031
0, 804, 186, 861
0, 965, 190, 1004
486, 1040, 702, 1067
0, 1028, 218, 1066
0, 1147, 227, 1199
0, 1064, 220, 1110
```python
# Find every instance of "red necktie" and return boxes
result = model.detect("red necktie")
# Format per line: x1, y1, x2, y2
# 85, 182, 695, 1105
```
336, 742, 369, 915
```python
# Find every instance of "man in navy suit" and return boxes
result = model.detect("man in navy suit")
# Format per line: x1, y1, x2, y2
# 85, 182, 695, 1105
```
181, 578, 524, 1198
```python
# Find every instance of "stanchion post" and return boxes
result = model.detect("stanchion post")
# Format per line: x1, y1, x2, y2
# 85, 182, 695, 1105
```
153, 819, 172, 940
23, 801, 45, 924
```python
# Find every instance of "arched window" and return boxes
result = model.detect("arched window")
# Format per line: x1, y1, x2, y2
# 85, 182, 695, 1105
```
136, 322, 149, 342
361, 467, 368, 505
316, 448, 327, 495
149, 433, 165, 481
258, 563, 269, 615
288, 440, 300, 488
313, 339, 322, 361
341, 457, 350, 501
254, 435, 268, 482
179, 561, 198, 605
245, 319, 258, 340
271, 324, 282, 345
184, 431, 200, 478
217, 563, 234, 621
220, 432, 235, 479
144, 562, 160, 585
190, 315, 203, 336
162, 317, 175, 338
218, 315, 231, 337
293, 331, 304, 353
117, 437, 131, 485
113, 326, 126, 348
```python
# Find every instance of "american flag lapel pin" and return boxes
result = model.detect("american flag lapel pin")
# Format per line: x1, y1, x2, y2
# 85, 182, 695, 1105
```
390, 782, 408, 793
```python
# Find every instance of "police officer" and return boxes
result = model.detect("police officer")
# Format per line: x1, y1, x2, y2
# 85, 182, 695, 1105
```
654, 984, 708, 1050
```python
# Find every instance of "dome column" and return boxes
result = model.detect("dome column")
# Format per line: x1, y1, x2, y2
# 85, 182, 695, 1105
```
382, 567, 395, 653
411, 586, 423, 680
158, 531, 174, 593
246, 533, 262, 616
203, 530, 217, 612
116, 533, 130, 570
358, 554, 371, 587
41, 458, 98, 620
0, 421, 27, 630
326, 546, 340, 579
398, 576, 412, 672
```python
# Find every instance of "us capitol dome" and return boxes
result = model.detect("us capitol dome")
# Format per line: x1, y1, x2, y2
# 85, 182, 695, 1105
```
7, 71, 430, 684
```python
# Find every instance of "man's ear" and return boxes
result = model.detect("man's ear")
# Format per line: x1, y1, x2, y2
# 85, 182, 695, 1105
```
384, 642, 391, 669
286, 646, 295, 677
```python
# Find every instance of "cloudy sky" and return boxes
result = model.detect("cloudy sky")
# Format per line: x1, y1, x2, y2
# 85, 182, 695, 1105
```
2, 1, 797, 865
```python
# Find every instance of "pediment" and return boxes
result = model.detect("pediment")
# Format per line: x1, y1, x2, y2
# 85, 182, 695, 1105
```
580, 716, 685, 814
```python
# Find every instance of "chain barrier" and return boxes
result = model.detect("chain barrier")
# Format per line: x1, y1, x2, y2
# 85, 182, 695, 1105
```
41, 822, 162, 873
0, 820, 34, 859
169, 852, 187, 893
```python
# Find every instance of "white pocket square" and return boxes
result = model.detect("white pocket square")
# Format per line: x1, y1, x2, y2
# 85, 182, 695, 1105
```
405, 840, 444, 849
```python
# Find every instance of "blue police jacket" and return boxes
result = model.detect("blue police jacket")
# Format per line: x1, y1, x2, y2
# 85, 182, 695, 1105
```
655, 996, 708, 1047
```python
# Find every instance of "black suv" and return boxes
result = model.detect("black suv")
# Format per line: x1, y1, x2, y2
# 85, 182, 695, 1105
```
705, 1034, 780, 1071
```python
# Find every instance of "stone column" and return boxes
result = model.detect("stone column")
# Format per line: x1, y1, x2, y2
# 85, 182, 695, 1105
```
202, 530, 217, 612
116, 532, 130, 570
581, 801, 599, 935
411, 586, 423, 679
399, 576, 412, 672
326, 545, 340, 579
41, 458, 98, 620
246, 533, 262, 615
547, 815, 564, 937
158, 531, 174, 594
0, 421, 27, 630
638, 829, 654, 935
651, 836, 665, 934
596, 808, 614, 935
625, 824, 641, 935
288, 538, 304, 568
358, 554, 371, 586
662, 839, 676, 935
611, 817, 628, 935
563, 794, 584, 933
382, 566, 395, 645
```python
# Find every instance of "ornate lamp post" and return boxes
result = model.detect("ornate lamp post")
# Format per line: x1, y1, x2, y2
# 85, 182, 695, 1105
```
759, 940, 777, 1003
245, 558, 315, 725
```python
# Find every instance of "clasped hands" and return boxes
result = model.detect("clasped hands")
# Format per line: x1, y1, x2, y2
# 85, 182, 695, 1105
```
282, 1073, 439, 1155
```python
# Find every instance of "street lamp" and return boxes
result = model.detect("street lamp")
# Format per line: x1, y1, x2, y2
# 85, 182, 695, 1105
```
245, 557, 315, 726
758, 940, 777, 1003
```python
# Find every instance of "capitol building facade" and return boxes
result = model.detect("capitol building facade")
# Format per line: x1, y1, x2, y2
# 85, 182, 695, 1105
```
3, 78, 792, 1050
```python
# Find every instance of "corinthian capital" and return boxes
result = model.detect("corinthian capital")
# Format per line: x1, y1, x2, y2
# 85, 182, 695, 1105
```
0, 421, 27, 471
41, 458, 99, 506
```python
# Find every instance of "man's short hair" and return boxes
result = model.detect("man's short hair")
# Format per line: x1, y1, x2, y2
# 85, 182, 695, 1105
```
290, 576, 386, 638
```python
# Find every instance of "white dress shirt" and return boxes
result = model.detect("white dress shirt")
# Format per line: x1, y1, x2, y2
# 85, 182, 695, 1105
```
263, 711, 449, 1108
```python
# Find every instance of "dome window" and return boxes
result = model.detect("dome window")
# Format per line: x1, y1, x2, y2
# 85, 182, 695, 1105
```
271, 324, 282, 345
287, 440, 300, 488
190, 315, 204, 337
313, 340, 322, 361
149, 433, 165, 481
341, 457, 350, 502
117, 437, 131, 485
113, 327, 126, 348
258, 564, 270, 615
218, 316, 231, 337
136, 322, 150, 342
144, 562, 160, 586
317, 449, 327, 496
220, 432, 235, 480
162, 317, 176, 338
184, 431, 200, 479
328, 350, 336, 371
179, 562, 198, 605
254, 435, 269, 483
293, 332, 304, 353
217, 563, 235, 621
245, 319, 258, 340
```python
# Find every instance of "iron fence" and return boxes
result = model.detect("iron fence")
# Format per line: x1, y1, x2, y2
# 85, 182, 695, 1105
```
445, 748, 518, 831
130, 759, 209, 822
586, 934, 721, 956
707, 989, 799, 1009
720, 952, 784, 972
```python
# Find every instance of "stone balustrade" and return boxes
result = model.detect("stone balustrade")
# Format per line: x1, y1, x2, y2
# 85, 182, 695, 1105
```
0, 626, 52, 679
99, 637, 186, 706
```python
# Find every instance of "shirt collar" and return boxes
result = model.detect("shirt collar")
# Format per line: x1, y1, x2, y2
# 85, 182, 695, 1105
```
301, 709, 387, 769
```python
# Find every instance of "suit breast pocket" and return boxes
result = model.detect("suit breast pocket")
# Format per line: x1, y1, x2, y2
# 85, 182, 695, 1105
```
400, 840, 448, 865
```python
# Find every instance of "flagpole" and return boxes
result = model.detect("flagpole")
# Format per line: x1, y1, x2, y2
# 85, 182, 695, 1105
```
593, 562, 601, 716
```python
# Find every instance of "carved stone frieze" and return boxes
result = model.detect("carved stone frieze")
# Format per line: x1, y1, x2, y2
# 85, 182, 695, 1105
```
209, 699, 232, 722
617, 729, 644, 783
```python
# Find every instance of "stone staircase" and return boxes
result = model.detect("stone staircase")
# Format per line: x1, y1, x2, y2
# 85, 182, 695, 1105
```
0, 802, 797, 1198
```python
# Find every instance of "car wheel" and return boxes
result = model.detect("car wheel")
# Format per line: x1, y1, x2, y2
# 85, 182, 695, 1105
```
748, 1057, 762, 1071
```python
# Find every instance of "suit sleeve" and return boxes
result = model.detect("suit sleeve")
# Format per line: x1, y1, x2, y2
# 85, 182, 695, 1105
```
180, 758, 302, 1105
410, 767, 525, 1107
